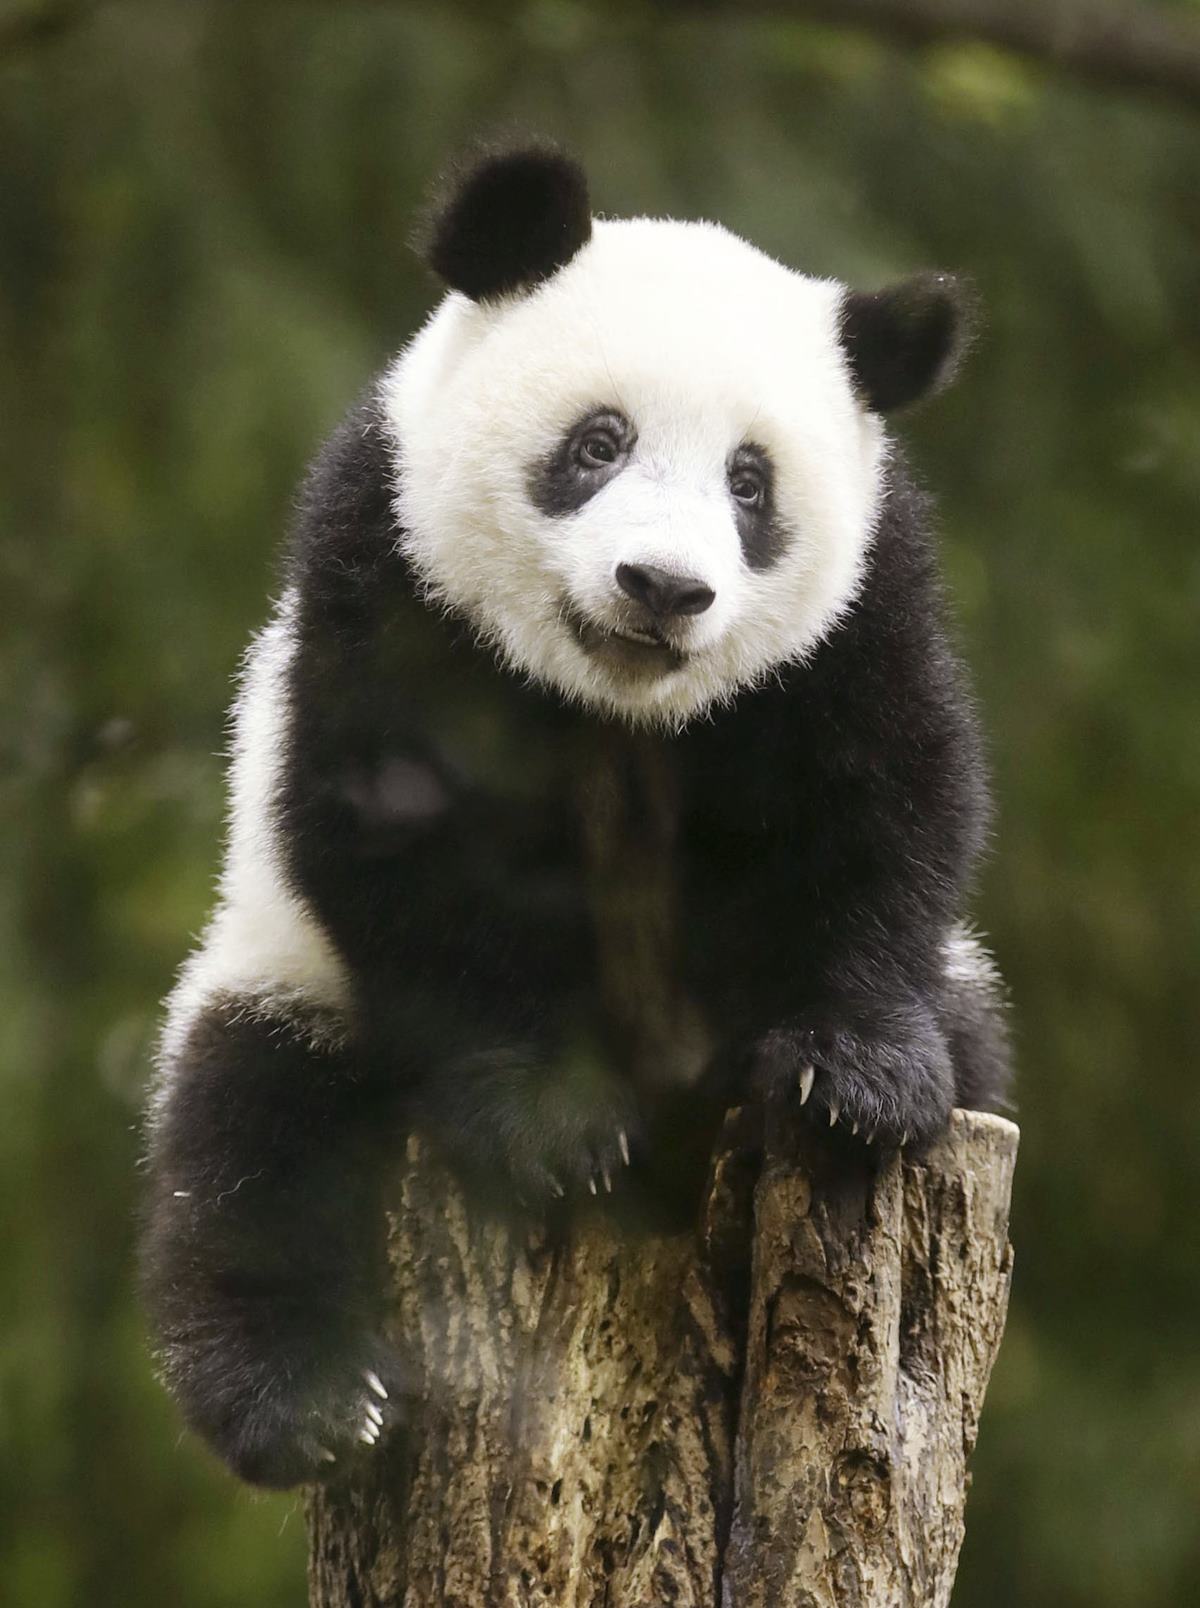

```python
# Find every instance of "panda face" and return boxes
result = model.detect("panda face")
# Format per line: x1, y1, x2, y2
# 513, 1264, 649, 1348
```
382, 217, 887, 727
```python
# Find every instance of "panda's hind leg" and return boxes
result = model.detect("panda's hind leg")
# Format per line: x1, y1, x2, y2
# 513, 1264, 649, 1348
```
140, 996, 410, 1488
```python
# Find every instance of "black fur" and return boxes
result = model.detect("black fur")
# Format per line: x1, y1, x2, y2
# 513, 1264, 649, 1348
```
839, 272, 975, 413
419, 140, 592, 302
142, 394, 1009, 1487
138, 1001, 408, 1488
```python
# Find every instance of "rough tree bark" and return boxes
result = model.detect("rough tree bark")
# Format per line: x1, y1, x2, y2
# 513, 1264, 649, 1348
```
307, 1105, 1018, 1607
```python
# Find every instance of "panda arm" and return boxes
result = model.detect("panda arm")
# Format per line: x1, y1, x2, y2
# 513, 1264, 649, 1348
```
279, 691, 638, 1199
729, 472, 991, 1140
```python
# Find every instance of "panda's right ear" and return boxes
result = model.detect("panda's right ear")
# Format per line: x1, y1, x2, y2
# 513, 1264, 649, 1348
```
416, 140, 592, 303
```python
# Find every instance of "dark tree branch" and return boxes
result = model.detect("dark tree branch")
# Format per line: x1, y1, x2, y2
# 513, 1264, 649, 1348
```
667, 0, 1200, 106
10, 1, 1198, 107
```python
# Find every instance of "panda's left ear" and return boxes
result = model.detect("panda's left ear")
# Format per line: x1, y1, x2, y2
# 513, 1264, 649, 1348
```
838, 273, 977, 413
418, 140, 592, 303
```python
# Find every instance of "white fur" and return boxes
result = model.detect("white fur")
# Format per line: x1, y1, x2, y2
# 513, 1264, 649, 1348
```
942, 921, 1003, 995
152, 591, 351, 1111
380, 216, 887, 728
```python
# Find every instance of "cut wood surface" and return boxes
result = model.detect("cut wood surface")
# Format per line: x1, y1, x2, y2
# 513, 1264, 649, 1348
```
308, 1107, 1018, 1607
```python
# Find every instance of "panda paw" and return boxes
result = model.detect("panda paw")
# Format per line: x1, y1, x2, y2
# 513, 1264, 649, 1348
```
752, 1005, 955, 1149
180, 1329, 414, 1490
417, 1051, 640, 1208
517, 1085, 636, 1204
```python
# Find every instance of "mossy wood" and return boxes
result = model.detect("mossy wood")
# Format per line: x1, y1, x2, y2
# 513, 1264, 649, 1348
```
307, 1107, 1017, 1606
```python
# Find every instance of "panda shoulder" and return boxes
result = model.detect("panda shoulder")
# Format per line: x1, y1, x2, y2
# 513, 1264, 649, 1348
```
286, 394, 402, 586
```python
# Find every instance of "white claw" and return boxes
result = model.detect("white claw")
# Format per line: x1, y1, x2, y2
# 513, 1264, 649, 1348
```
618, 1130, 631, 1167
317, 1446, 336, 1464
602, 1167, 612, 1194
851, 1120, 859, 1136
797, 1064, 815, 1105
365, 1401, 384, 1429
901, 1129, 911, 1147
364, 1370, 388, 1401
866, 1129, 877, 1145
549, 1178, 565, 1199
359, 1426, 378, 1446
828, 1102, 839, 1127
587, 1175, 597, 1196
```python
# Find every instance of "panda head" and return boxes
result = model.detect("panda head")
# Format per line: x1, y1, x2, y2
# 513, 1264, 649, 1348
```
381, 141, 974, 728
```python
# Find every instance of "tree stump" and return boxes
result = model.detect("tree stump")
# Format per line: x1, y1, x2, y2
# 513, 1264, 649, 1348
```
307, 1107, 1018, 1607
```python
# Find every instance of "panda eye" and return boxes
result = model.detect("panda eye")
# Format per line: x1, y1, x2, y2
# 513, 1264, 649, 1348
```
729, 471, 764, 508
577, 428, 621, 469
728, 444, 773, 513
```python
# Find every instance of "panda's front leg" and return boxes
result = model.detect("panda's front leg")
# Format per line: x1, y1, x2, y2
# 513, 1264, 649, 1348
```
140, 1000, 410, 1488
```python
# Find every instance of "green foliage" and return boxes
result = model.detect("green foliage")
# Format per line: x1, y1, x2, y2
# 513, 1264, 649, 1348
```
2, 4, 1197, 1602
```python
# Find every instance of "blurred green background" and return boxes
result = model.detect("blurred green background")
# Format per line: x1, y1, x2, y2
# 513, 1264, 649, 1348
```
2, 1, 1198, 1604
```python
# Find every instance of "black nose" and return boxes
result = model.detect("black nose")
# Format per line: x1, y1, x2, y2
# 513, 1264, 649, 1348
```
615, 562, 715, 619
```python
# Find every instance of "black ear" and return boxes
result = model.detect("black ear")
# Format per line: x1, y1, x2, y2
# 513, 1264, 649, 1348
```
839, 273, 976, 413
418, 141, 592, 303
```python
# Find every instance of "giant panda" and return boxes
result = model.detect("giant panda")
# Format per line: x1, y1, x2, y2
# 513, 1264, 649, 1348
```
141, 142, 1010, 1489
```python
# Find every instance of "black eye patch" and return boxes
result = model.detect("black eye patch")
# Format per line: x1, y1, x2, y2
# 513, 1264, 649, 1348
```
728, 443, 787, 571
527, 407, 636, 517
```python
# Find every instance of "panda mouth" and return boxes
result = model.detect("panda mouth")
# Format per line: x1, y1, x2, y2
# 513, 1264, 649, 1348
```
613, 625, 667, 649
564, 605, 687, 673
